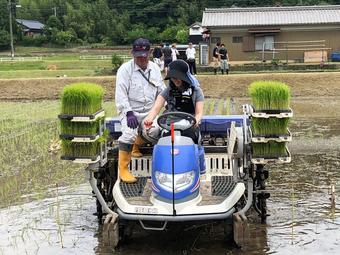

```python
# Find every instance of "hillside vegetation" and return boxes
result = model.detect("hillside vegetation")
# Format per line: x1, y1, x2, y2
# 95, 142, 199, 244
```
1, 0, 340, 48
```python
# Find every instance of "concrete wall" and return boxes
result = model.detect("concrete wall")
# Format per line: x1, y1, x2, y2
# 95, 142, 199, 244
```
209, 25, 340, 62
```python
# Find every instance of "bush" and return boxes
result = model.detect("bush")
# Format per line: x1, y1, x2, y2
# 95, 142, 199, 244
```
20, 35, 47, 47
112, 54, 124, 73
54, 30, 77, 46
0, 29, 10, 50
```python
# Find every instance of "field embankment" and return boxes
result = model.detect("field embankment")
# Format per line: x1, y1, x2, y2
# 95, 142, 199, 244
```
1, 72, 340, 100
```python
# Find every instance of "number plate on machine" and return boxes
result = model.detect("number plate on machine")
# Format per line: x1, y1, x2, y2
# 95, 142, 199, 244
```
134, 207, 158, 214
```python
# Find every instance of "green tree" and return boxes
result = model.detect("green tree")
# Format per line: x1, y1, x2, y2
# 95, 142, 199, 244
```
0, 29, 10, 50
46, 15, 63, 30
175, 28, 189, 44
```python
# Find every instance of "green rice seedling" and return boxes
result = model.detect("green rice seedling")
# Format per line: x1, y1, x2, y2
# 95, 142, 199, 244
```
249, 81, 291, 111
221, 98, 230, 115
61, 132, 107, 158
252, 141, 287, 158
205, 99, 216, 115
249, 81, 291, 158
61, 82, 104, 115
252, 117, 290, 136
61, 140, 102, 158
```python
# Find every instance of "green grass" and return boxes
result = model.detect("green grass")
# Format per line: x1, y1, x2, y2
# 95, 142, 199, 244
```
0, 70, 96, 78
0, 60, 111, 71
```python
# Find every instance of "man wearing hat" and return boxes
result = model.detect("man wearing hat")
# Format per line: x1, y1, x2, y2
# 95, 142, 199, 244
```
115, 38, 166, 183
144, 59, 204, 143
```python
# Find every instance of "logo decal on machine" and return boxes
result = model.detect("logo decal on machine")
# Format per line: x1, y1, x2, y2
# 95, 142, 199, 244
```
170, 149, 180, 155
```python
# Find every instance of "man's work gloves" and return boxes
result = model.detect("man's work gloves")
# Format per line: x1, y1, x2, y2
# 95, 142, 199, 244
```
126, 111, 138, 129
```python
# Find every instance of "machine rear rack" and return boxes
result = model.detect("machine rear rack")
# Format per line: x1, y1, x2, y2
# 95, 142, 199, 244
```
251, 147, 291, 164
251, 108, 293, 118
59, 134, 100, 142
250, 128, 292, 143
58, 109, 105, 122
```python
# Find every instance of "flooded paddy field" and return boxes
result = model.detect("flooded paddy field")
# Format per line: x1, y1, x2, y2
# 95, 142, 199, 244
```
0, 98, 339, 255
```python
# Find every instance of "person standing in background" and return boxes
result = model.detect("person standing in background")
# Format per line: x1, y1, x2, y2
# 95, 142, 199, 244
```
162, 43, 172, 76
212, 42, 220, 75
186, 42, 197, 75
219, 43, 229, 75
171, 43, 179, 61
152, 43, 164, 71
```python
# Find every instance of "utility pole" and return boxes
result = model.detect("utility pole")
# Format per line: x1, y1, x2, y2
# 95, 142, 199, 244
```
52, 7, 57, 17
7, 0, 21, 59
8, 0, 14, 59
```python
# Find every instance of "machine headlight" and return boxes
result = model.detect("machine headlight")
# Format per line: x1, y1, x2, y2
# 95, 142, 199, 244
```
155, 171, 195, 193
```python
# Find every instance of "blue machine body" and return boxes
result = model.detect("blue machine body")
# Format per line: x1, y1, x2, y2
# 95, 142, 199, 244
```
105, 115, 246, 139
151, 144, 200, 201
105, 115, 247, 202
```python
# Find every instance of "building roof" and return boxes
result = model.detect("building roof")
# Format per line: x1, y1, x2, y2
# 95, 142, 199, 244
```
202, 5, 340, 27
190, 22, 202, 28
16, 19, 45, 30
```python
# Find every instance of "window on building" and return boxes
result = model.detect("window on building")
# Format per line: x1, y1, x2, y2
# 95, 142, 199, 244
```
211, 37, 221, 44
255, 36, 274, 51
232, 36, 243, 43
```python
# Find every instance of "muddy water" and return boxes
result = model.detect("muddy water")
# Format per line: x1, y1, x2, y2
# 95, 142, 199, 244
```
0, 118, 339, 255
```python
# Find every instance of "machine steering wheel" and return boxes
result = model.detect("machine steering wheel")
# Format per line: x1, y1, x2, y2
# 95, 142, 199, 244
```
157, 111, 196, 131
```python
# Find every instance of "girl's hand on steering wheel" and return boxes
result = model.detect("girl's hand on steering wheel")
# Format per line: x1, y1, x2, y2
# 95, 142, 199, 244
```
144, 119, 153, 129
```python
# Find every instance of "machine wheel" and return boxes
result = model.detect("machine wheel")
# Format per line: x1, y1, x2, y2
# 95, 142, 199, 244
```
94, 159, 118, 222
253, 164, 270, 223
102, 214, 119, 248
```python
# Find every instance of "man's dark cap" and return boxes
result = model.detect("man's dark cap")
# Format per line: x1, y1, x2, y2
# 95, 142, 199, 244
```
132, 38, 151, 57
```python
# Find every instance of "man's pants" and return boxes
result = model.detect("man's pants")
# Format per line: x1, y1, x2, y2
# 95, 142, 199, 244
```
187, 59, 196, 74
220, 59, 229, 72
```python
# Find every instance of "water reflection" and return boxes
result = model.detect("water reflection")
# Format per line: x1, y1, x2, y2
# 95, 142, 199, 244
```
1, 152, 337, 255
0, 119, 339, 254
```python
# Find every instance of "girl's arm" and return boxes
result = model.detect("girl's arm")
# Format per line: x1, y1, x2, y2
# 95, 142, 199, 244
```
195, 101, 204, 127
144, 95, 166, 127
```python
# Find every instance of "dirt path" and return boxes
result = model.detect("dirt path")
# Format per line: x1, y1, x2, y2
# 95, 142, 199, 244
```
1, 72, 340, 101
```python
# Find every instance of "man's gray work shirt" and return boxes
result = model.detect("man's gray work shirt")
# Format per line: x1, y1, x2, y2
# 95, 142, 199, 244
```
115, 59, 166, 115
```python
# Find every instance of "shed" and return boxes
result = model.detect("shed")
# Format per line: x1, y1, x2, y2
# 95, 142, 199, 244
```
16, 19, 45, 37
202, 5, 340, 62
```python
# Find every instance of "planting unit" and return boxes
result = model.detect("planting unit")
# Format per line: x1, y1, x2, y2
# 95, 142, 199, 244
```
247, 81, 293, 164
59, 83, 107, 165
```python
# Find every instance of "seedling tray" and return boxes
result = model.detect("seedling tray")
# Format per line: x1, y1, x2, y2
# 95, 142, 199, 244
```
251, 147, 291, 164
61, 155, 101, 164
58, 109, 105, 122
250, 128, 292, 143
59, 134, 100, 142
251, 108, 293, 119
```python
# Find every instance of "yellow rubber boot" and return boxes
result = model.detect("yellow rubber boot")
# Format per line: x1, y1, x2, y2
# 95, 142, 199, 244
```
131, 136, 144, 158
118, 150, 137, 183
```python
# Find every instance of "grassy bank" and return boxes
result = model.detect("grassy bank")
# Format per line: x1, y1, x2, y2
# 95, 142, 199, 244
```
1, 72, 340, 101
